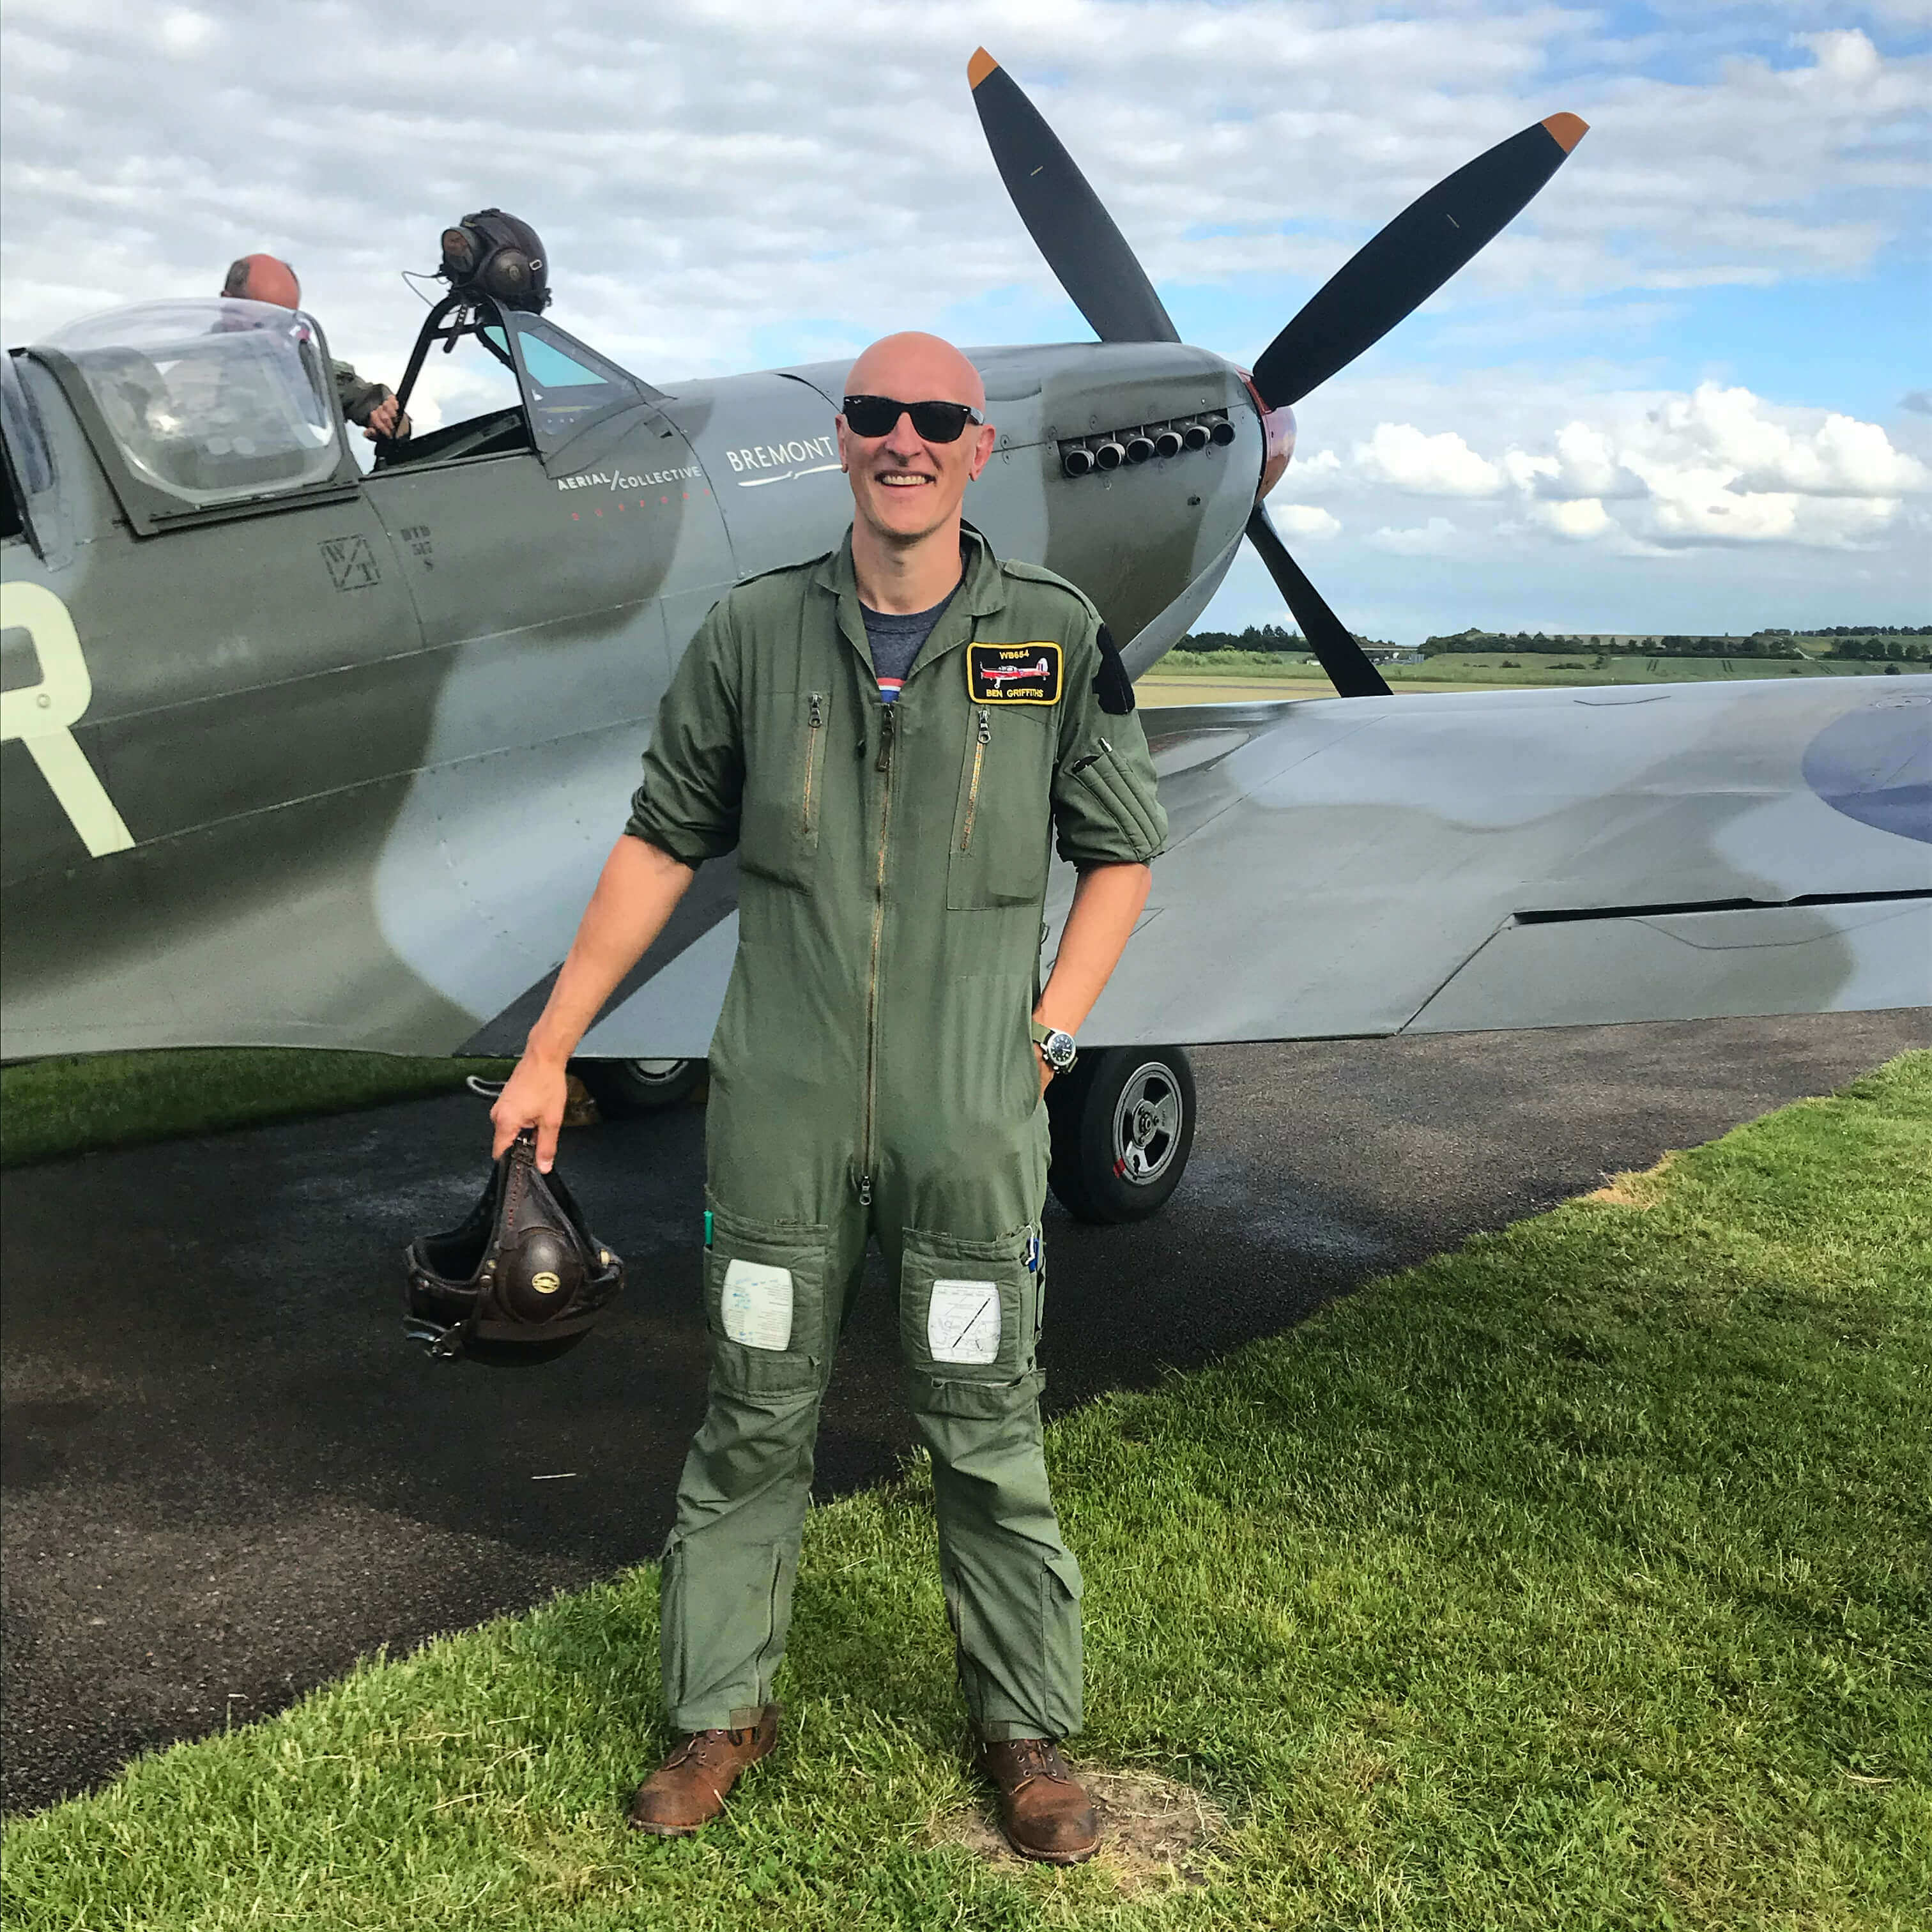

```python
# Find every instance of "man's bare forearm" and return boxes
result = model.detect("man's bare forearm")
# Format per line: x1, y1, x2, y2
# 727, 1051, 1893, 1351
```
525, 836, 695, 1064
1036, 861, 1152, 1037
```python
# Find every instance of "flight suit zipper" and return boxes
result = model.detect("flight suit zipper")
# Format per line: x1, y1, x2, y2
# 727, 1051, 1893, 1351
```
960, 707, 990, 852
802, 692, 825, 838
858, 703, 897, 1208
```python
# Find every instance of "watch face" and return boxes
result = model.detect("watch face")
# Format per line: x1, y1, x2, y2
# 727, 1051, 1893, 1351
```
1044, 1030, 1077, 1070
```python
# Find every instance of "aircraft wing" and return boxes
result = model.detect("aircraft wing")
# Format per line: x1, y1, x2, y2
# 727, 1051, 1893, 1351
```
1062, 677, 1931, 1044
3, 677, 1926, 1064
576, 675, 1930, 1056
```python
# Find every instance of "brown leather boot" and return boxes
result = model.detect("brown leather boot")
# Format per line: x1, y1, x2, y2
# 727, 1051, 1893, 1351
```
625, 1706, 779, 1834
976, 1737, 1101, 1865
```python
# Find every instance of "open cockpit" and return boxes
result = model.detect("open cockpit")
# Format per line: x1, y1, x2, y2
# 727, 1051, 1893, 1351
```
4, 288, 663, 539
375, 298, 659, 473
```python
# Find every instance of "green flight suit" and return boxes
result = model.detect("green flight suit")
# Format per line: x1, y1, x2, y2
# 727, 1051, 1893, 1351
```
624, 521, 1165, 1741
331, 360, 408, 437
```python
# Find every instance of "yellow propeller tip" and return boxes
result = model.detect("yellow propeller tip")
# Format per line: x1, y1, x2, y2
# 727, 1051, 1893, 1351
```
968, 47, 999, 89
1542, 111, 1589, 153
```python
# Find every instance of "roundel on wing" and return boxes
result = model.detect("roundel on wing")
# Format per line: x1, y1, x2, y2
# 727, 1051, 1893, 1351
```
1801, 696, 1932, 845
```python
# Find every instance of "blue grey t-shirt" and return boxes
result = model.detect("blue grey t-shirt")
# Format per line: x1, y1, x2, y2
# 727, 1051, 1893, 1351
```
860, 586, 958, 704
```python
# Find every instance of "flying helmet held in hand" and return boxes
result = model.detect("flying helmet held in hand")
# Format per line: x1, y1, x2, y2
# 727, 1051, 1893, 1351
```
404, 1130, 622, 1364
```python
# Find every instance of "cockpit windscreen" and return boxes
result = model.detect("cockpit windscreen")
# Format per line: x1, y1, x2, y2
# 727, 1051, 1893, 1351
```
44, 300, 340, 509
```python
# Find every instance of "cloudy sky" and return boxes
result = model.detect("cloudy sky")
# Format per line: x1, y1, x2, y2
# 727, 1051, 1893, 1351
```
3, 0, 1926, 641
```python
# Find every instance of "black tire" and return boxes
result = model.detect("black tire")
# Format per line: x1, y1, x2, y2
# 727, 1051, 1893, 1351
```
1046, 1046, 1195, 1223
574, 1057, 707, 1116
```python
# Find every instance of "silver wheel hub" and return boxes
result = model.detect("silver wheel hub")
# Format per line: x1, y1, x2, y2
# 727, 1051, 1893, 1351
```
1110, 1061, 1181, 1185
622, 1057, 690, 1085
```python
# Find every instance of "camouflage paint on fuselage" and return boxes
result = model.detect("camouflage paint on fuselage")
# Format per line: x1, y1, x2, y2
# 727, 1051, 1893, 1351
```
0, 310, 1260, 1061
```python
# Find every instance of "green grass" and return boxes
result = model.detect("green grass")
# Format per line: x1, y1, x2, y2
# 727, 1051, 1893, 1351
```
6, 1055, 1928, 1930
0, 1049, 509, 1167
1154, 649, 1912, 687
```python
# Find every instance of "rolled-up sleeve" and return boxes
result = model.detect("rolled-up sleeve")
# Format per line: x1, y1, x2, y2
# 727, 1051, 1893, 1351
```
624, 597, 744, 866
1051, 613, 1167, 867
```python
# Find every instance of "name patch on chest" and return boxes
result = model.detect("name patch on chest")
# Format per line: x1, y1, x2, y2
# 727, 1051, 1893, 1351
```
967, 642, 1062, 705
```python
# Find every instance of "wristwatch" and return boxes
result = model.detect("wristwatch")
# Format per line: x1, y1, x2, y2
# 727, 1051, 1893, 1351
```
1030, 1020, 1077, 1075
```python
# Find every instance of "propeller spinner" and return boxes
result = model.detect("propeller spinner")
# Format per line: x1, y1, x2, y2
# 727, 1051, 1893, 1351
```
967, 49, 1588, 699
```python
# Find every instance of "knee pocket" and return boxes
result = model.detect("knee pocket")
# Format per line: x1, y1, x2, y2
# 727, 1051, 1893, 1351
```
704, 1195, 830, 1397
898, 1222, 1041, 1395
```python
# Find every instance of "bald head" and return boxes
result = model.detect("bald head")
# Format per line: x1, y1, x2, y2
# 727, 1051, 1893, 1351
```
836, 330, 995, 595
845, 332, 985, 413
222, 254, 301, 309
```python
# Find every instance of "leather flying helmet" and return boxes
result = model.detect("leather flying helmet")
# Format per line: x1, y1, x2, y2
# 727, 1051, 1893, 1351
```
437, 208, 551, 313
404, 1130, 622, 1363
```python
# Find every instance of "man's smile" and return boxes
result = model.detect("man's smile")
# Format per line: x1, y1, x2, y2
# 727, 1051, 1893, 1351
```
876, 470, 935, 487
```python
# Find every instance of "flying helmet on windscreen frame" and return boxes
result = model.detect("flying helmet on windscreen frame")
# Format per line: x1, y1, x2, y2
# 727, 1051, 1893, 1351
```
437, 208, 551, 313
403, 1130, 622, 1365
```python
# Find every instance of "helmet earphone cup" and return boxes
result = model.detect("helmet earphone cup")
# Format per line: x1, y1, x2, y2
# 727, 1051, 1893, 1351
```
440, 208, 551, 314
494, 1222, 586, 1324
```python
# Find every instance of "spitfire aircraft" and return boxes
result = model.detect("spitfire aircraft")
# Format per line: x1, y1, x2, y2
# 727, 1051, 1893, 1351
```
3, 50, 1926, 1221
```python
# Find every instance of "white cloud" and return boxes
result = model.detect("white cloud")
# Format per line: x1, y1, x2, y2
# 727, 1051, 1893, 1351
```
1353, 423, 1502, 496
1, 3, 1922, 640
1367, 516, 1460, 555
157, 10, 218, 57
1532, 497, 1613, 540
1344, 382, 1932, 553
1529, 383, 1928, 548
1275, 503, 1341, 539
1, 1, 1925, 369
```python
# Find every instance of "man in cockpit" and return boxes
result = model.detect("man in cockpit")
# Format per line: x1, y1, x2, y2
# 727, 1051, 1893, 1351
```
220, 254, 411, 442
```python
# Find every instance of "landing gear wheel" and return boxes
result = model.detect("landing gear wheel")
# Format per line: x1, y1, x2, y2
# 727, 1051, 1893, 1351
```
574, 1057, 707, 1116
1046, 1046, 1195, 1223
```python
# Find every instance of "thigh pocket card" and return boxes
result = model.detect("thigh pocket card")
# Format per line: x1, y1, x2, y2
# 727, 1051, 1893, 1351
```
900, 1224, 1038, 1383
704, 1197, 829, 1395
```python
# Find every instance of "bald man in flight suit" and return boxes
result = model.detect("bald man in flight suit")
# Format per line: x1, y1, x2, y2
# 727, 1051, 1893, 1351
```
491, 330, 1166, 1864
221, 253, 410, 441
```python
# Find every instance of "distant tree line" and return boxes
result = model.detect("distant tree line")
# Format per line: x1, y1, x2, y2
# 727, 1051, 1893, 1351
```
1183, 624, 1931, 662
1798, 624, 1932, 638
1422, 627, 1931, 661
1832, 635, 1932, 661
1180, 624, 1303, 653
1180, 623, 1397, 652
1423, 631, 1805, 658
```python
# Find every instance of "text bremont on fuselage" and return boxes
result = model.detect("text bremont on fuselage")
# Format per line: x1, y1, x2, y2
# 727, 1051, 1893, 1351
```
724, 433, 839, 482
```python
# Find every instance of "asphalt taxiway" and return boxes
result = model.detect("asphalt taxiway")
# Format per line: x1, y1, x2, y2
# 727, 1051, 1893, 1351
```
3, 1010, 1924, 1814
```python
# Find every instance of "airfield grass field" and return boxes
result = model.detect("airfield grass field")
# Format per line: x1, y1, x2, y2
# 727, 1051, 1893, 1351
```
4, 1054, 1926, 1930
0, 1048, 511, 1167
1138, 649, 1913, 706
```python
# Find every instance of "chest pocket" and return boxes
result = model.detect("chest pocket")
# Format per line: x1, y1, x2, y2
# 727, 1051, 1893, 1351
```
946, 702, 1055, 910
739, 687, 830, 891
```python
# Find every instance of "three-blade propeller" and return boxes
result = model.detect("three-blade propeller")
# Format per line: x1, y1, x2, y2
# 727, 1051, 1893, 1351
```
968, 48, 1587, 699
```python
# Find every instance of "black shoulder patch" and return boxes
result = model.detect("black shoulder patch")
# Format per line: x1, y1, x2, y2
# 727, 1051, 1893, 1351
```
1093, 623, 1135, 714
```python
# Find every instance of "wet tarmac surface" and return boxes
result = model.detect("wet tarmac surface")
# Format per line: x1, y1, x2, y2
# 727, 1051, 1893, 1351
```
3, 1010, 1924, 1814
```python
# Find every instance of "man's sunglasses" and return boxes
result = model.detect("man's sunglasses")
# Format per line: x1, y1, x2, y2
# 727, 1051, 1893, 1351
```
841, 394, 986, 443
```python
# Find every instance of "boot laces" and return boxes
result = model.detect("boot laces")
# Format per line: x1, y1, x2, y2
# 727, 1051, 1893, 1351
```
666, 1726, 746, 1772
1005, 1737, 1070, 1785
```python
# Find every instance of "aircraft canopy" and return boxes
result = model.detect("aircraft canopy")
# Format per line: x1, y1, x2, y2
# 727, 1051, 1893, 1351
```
42, 299, 341, 511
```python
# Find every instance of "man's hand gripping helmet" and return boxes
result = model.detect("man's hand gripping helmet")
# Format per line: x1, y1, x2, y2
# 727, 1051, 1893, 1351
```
437, 208, 551, 313
404, 1130, 621, 1364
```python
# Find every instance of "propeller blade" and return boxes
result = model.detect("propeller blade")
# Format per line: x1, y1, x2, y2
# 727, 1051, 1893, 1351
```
1245, 505, 1392, 698
1252, 113, 1588, 410
969, 48, 1179, 344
